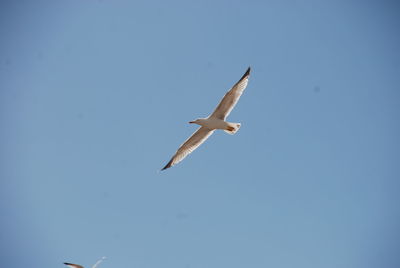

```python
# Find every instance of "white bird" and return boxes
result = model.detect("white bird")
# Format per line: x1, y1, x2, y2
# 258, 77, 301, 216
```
64, 257, 106, 268
162, 67, 251, 170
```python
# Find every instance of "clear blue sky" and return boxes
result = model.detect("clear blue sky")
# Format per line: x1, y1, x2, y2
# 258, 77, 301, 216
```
1, 1, 399, 268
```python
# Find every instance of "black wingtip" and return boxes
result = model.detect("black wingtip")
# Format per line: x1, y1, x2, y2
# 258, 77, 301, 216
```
238, 67, 251, 81
161, 159, 173, 171
245, 66, 251, 76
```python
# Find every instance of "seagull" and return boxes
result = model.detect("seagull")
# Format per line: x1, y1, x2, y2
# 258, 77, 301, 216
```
64, 263, 84, 268
64, 257, 106, 268
161, 67, 251, 170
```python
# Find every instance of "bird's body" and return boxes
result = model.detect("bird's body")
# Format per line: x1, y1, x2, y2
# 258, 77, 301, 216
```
190, 117, 241, 134
162, 67, 251, 170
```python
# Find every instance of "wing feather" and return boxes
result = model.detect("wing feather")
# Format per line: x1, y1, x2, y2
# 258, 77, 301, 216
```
209, 67, 251, 120
162, 127, 214, 170
64, 263, 84, 268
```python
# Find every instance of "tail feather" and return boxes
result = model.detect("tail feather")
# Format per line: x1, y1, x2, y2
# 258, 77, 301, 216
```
224, 123, 241, 135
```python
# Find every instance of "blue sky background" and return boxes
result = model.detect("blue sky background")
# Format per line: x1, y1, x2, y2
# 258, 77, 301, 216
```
1, 1, 399, 268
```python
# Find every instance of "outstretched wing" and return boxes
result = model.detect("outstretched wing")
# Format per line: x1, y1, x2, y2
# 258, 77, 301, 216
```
209, 67, 251, 120
162, 127, 214, 170
64, 263, 84, 268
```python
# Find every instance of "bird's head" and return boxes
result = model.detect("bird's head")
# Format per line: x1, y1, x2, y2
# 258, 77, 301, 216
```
189, 118, 206, 125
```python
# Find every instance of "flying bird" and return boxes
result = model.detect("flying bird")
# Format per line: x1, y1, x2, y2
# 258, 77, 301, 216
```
64, 257, 106, 268
64, 263, 84, 268
162, 67, 251, 170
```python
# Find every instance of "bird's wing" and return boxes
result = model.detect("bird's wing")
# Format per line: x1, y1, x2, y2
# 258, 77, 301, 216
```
91, 257, 106, 268
64, 263, 84, 268
162, 127, 214, 170
209, 67, 251, 120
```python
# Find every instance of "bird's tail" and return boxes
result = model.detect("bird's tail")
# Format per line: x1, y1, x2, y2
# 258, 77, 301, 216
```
224, 123, 241, 135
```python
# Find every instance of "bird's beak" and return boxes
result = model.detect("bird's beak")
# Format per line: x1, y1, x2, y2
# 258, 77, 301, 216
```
189, 121, 195, 124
